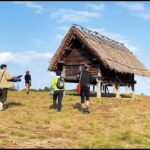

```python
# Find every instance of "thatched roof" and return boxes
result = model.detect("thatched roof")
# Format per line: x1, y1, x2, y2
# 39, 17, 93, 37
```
48, 24, 150, 77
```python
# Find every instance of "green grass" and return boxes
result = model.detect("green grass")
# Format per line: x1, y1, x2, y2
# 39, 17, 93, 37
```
0, 91, 149, 148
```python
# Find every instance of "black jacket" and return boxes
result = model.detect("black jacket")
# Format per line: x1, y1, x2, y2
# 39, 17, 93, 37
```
25, 74, 31, 84
78, 70, 92, 89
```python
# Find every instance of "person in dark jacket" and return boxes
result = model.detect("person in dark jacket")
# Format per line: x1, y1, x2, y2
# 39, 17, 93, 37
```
24, 70, 31, 95
77, 64, 92, 114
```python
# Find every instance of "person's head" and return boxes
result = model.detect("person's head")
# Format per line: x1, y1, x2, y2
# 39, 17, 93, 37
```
1, 64, 7, 70
26, 70, 30, 75
56, 70, 61, 76
82, 64, 89, 71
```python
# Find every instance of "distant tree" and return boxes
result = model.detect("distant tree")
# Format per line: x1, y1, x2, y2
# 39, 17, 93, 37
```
43, 86, 50, 91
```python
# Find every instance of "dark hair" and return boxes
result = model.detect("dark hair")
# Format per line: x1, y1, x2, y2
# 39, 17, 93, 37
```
56, 70, 61, 76
1, 64, 7, 69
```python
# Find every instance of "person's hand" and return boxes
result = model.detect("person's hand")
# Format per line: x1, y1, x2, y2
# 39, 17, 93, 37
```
17, 75, 23, 78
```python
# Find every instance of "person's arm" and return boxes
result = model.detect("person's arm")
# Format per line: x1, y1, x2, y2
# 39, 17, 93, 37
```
5, 71, 14, 80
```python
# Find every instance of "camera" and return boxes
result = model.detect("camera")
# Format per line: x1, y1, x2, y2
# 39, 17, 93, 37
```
9, 75, 23, 82
11, 77, 21, 82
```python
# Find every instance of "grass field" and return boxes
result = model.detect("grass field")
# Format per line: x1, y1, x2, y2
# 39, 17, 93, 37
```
0, 91, 150, 148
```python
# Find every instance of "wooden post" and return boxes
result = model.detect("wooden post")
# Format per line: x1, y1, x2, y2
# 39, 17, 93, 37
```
113, 83, 116, 93
93, 85, 95, 92
131, 84, 135, 99
97, 79, 101, 98
96, 65, 102, 98
62, 66, 66, 96
115, 83, 120, 98
62, 65, 65, 77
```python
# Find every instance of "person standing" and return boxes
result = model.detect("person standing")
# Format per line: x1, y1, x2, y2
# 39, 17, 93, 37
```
0, 64, 19, 110
77, 64, 92, 114
24, 70, 31, 95
50, 71, 65, 112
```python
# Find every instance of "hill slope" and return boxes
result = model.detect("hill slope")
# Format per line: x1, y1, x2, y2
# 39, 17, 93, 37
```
0, 91, 150, 148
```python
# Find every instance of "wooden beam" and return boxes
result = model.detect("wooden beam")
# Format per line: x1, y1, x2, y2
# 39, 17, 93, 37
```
58, 61, 65, 64
64, 47, 72, 51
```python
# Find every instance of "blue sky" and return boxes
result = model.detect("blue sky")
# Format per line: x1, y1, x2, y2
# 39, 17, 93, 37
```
0, 1, 150, 95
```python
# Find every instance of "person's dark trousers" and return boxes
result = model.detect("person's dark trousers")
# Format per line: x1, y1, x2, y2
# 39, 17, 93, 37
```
53, 91, 64, 111
0, 88, 8, 103
80, 87, 90, 103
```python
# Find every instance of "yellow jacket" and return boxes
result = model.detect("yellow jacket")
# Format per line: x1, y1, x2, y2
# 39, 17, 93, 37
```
0, 70, 13, 88
51, 76, 65, 91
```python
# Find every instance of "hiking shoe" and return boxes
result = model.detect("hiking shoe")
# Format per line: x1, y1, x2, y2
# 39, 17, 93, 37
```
49, 105, 57, 109
81, 108, 86, 114
85, 108, 90, 114
57, 109, 61, 112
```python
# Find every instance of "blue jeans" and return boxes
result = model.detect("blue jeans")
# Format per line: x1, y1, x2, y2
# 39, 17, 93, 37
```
53, 91, 64, 111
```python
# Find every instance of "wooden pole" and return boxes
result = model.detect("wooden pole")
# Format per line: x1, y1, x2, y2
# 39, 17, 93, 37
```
97, 79, 101, 98
62, 66, 66, 96
62, 65, 65, 77
93, 85, 95, 92
115, 83, 120, 98
96, 65, 102, 98
131, 84, 135, 99
113, 83, 116, 93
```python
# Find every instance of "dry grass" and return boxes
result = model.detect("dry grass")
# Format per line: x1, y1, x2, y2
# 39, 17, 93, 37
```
0, 91, 150, 148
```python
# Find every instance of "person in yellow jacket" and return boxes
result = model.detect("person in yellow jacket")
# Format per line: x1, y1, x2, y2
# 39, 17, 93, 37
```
50, 70, 65, 112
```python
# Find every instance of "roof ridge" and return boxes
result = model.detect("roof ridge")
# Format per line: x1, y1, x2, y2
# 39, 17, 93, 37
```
72, 24, 126, 49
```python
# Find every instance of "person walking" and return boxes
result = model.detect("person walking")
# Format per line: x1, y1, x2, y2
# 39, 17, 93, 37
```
24, 70, 31, 95
50, 71, 65, 112
0, 64, 21, 110
77, 64, 92, 114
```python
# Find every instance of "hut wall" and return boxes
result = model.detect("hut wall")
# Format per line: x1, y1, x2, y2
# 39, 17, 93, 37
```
63, 47, 98, 78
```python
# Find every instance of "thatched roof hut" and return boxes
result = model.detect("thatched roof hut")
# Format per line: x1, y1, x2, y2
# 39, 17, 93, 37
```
48, 24, 150, 97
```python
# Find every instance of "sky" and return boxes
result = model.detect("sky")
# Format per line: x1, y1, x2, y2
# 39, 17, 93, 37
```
0, 1, 150, 95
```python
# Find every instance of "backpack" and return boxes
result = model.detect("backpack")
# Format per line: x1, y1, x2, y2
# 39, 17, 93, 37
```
76, 83, 80, 94
56, 77, 64, 89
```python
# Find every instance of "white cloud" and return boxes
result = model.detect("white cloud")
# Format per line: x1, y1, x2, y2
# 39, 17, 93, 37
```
90, 27, 138, 52
54, 34, 64, 41
0, 51, 53, 65
86, 4, 105, 11
138, 13, 150, 19
119, 2, 150, 20
14, 2, 44, 14
49, 9, 102, 23
31, 38, 44, 46
119, 2, 145, 11
57, 26, 69, 33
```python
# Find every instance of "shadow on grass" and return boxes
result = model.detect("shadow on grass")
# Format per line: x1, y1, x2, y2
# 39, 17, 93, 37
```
4, 102, 23, 110
66, 92, 132, 99
72, 102, 81, 112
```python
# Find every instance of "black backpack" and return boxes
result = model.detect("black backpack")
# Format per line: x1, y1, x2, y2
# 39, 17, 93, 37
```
56, 77, 64, 89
